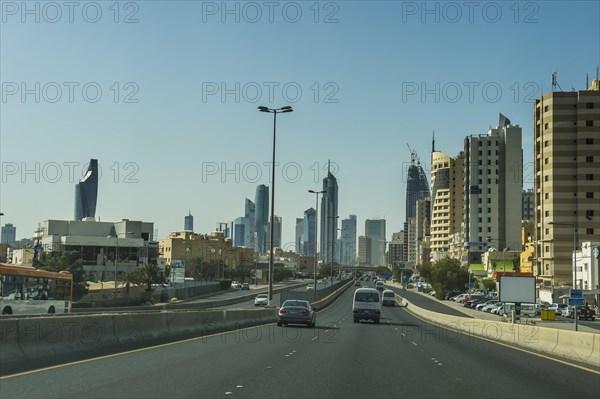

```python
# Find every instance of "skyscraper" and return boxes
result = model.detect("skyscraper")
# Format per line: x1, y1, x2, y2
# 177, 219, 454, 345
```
184, 211, 194, 231
320, 162, 338, 263
295, 218, 304, 253
405, 150, 430, 220
267, 216, 282, 249
244, 198, 256, 247
1, 223, 16, 245
254, 185, 269, 253
358, 236, 371, 267
74, 159, 99, 221
365, 219, 386, 266
534, 80, 600, 290
303, 208, 316, 256
463, 114, 522, 262
341, 215, 357, 265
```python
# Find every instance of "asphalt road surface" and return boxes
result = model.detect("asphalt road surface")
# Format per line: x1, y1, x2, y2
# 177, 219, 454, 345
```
2, 285, 599, 399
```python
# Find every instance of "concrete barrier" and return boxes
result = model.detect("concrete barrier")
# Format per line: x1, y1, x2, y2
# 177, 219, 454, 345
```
0, 308, 276, 370
402, 297, 600, 367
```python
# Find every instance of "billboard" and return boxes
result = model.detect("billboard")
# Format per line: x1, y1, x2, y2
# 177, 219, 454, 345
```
499, 276, 536, 303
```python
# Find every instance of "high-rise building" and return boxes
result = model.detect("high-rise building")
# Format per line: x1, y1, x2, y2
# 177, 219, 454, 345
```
244, 198, 256, 247
1, 223, 16, 245
267, 216, 282, 249
74, 159, 99, 221
534, 79, 600, 291
320, 162, 338, 263
430, 149, 465, 261
463, 114, 522, 264
341, 215, 357, 265
415, 197, 431, 266
522, 189, 534, 222
358, 236, 371, 267
365, 219, 386, 266
295, 218, 304, 253
388, 231, 404, 267
303, 208, 316, 257
184, 211, 193, 231
405, 150, 430, 220
233, 217, 246, 247
254, 185, 269, 253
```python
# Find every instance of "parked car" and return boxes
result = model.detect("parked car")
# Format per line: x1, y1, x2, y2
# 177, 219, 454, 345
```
548, 303, 567, 315
231, 281, 242, 289
489, 303, 505, 314
476, 300, 498, 311
241, 283, 250, 290
277, 300, 316, 327
254, 294, 268, 306
568, 305, 596, 321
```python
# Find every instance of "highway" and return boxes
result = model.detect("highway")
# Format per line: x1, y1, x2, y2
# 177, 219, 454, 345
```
1, 283, 599, 399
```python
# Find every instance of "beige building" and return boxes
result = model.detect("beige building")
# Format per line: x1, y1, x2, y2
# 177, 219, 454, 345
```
534, 80, 600, 291
520, 222, 535, 274
430, 150, 464, 261
158, 231, 254, 275
415, 197, 431, 266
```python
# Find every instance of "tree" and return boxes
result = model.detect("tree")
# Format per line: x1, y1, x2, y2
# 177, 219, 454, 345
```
134, 263, 166, 294
425, 258, 469, 300
37, 251, 89, 301
273, 265, 293, 282
120, 271, 141, 297
375, 266, 392, 276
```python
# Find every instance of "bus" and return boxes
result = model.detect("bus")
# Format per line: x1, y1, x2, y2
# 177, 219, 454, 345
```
0, 263, 73, 315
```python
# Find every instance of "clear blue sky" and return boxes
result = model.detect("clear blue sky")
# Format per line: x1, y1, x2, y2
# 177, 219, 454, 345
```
1, 1, 599, 247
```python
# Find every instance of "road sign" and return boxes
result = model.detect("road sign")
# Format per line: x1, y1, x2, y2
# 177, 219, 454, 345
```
570, 289, 583, 299
402, 275, 410, 284
381, 272, 392, 279
568, 298, 586, 306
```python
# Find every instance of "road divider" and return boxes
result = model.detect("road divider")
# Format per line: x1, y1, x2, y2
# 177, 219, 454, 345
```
0, 308, 276, 370
400, 296, 600, 367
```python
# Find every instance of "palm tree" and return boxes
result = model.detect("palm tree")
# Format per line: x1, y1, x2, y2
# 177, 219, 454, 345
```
135, 263, 166, 294
120, 271, 140, 297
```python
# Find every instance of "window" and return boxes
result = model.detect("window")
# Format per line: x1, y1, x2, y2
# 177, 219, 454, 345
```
586, 174, 593, 180
586, 102, 594, 109
487, 208, 491, 213
544, 193, 549, 199
586, 192, 594, 199
488, 150, 491, 156
478, 227, 482, 232
545, 211, 549, 217
586, 156, 594, 162
586, 138, 594, 144
586, 210, 594, 218
544, 175, 549, 182
587, 228, 595, 235
586, 120, 593, 127
545, 229, 549, 235
478, 160, 483, 165
544, 123, 549, 130
487, 227, 491, 233
487, 217, 491, 223
544, 140, 548, 147
487, 198, 491, 203
544, 105, 549, 112
487, 188, 491, 194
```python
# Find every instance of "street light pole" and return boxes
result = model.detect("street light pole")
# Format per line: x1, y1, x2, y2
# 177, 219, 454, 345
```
258, 105, 293, 305
309, 189, 325, 300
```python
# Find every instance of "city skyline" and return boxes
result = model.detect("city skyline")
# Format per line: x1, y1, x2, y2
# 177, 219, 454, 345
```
2, 3, 598, 247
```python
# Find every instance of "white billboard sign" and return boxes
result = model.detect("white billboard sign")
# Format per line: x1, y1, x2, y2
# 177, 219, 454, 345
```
499, 276, 536, 303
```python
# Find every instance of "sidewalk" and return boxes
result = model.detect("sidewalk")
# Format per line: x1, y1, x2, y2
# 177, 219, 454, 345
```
386, 281, 599, 334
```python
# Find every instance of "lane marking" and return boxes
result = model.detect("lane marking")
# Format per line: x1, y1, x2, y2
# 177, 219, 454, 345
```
405, 309, 600, 375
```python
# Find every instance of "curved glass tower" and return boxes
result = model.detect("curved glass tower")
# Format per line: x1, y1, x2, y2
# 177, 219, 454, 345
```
254, 184, 269, 253
74, 159, 99, 221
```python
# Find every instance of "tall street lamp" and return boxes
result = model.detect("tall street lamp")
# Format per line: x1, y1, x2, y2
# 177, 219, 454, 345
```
308, 189, 325, 300
258, 105, 293, 305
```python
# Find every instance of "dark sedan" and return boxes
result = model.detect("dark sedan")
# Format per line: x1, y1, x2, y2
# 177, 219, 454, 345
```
277, 300, 316, 327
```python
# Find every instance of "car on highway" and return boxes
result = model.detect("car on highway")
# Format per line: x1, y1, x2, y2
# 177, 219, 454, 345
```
354, 280, 361, 287
353, 288, 381, 324
254, 294, 268, 306
375, 280, 384, 291
306, 285, 315, 291
277, 300, 316, 327
382, 290, 396, 306
241, 283, 250, 290
231, 281, 242, 289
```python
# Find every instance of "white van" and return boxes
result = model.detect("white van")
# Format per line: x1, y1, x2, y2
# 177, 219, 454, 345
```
497, 303, 537, 318
382, 290, 396, 306
353, 288, 381, 324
